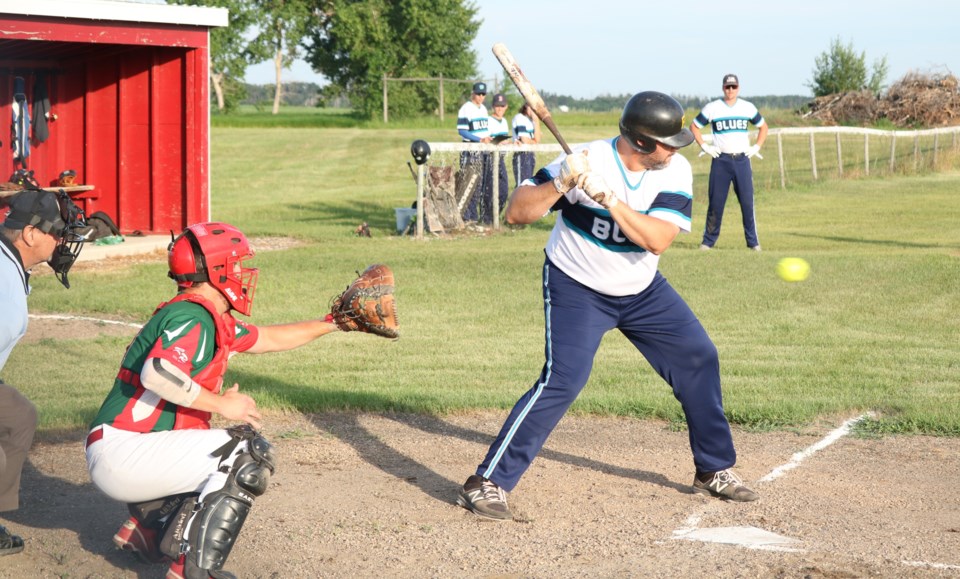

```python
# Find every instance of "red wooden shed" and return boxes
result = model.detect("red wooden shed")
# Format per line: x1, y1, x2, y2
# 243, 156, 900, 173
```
0, 0, 227, 233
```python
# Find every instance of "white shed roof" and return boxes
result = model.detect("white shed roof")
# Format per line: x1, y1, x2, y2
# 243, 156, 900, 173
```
0, 0, 228, 28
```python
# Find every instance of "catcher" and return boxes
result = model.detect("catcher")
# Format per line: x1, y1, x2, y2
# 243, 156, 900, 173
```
84, 222, 397, 579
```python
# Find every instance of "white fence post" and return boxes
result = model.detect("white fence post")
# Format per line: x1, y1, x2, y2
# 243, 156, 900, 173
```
777, 133, 785, 189
835, 133, 843, 178
492, 149, 501, 230
416, 163, 425, 239
809, 133, 818, 180
864, 134, 870, 176
914, 135, 920, 171
890, 134, 896, 172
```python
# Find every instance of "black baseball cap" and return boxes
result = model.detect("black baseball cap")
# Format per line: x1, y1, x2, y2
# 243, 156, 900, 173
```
722, 74, 739, 87
3, 189, 66, 236
472, 82, 487, 94
492, 93, 507, 107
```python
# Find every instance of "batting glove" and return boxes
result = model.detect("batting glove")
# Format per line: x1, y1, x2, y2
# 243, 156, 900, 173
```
553, 150, 590, 194
578, 172, 619, 209
700, 143, 721, 159
746, 144, 762, 158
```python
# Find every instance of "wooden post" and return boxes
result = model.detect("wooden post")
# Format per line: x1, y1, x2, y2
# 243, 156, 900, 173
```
835, 132, 843, 178
383, 74, 388, 123
777, 132, 786, 189
889, 134, 896, 172
439, 74, 444, 123
810, 132, 818, 181
864, 134, 869, 176
415, 163, 425, 239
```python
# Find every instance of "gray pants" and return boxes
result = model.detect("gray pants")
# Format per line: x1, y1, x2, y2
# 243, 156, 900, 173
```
0, 381, 37, 511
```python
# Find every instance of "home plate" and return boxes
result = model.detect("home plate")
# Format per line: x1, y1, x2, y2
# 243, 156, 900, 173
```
677, 526, 803, 552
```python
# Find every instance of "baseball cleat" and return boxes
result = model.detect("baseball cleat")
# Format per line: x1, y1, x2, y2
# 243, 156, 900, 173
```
166, 554, 237, 579
113, 517, 165, 563
692, 469, 759, 502
457, 475, 513, 520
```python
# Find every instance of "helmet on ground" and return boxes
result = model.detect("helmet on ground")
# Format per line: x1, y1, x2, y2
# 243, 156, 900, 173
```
168, 222, 259, 316
411, 139, 431, 165
619, 91, 694, 154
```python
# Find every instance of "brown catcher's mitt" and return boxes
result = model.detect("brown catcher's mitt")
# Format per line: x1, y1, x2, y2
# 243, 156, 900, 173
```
329, 264, 399, 339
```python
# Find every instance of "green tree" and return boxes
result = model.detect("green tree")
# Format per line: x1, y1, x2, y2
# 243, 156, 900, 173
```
170, 0, 260, 112
808, 37, 889, 97
248, 0, 313, 114
303, 0, 480, 118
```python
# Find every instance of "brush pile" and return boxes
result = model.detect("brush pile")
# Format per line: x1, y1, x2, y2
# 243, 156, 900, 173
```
802, 70, 960, 127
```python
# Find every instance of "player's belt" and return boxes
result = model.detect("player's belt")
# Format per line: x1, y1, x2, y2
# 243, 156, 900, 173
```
720, 152, 746, 158
85, 426, 104, 449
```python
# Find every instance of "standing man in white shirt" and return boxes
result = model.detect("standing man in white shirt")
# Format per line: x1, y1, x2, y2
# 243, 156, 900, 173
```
457, 82, 492, 223
456, 92, 758, 521
691, 74, 768, 251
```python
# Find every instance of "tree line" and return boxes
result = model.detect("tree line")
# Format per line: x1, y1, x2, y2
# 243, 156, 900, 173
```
237, 81, 813, 114
180, 0, 890, 119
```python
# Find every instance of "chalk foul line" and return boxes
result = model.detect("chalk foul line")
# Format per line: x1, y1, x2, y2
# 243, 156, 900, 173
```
29, 313, 144, 329
758, 411, 876, 483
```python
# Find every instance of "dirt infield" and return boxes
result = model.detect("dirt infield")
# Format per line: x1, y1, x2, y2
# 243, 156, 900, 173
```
1, 319, 959, 578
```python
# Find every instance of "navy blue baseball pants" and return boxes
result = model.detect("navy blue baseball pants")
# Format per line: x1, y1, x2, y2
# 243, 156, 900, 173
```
477, 259, 737, 491
701, 153, 760, 248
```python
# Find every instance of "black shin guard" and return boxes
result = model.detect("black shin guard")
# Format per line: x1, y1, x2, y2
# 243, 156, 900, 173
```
185, 428, 276, 575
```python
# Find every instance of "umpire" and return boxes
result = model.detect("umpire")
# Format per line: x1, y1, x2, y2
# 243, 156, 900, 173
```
691, 73, 768, 251
0, 189, 88, 555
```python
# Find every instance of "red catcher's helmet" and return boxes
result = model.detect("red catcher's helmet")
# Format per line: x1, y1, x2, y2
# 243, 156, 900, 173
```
168, 222, 259, 316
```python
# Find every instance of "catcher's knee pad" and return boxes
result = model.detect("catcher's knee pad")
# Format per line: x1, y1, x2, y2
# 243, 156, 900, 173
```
185, 431, 276, 573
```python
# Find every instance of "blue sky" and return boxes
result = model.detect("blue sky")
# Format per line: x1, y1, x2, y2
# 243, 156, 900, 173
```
245, 0, 959, 99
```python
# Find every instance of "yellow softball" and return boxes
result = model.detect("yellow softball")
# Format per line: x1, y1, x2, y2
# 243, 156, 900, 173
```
776, 257, 811, 282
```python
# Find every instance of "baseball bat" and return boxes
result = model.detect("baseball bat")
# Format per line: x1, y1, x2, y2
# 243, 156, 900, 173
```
491, 42, 572, 155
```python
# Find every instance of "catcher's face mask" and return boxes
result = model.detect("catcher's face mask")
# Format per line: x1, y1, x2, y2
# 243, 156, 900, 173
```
168, 222, 259, 316
4, 189, 91, 288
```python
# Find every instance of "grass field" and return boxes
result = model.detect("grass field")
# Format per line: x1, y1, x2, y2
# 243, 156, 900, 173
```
6, 113, 960, 437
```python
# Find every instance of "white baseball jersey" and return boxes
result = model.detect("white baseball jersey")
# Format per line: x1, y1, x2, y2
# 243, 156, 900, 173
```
457, 101, 489, 142
488, 115, 510, 141
538, 137, 693, 296
693, 98, 765, 154
512, 113, 535, 142
0, 237, 30, 372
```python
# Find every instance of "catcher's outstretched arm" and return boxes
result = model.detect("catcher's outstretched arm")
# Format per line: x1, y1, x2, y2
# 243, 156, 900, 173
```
247, 319, 340, 354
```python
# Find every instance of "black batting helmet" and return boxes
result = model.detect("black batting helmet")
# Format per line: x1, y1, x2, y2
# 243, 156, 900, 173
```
619, 91, 694, 154
410, 139, 431, 165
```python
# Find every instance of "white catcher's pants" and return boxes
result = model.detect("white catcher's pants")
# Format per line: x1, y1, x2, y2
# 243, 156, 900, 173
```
86, 424, 235, 504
